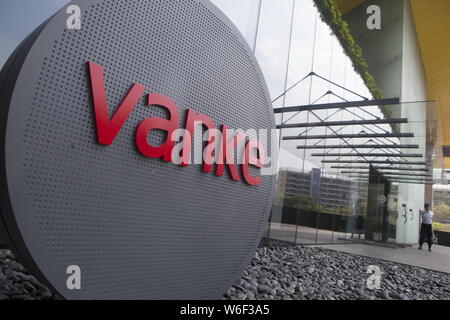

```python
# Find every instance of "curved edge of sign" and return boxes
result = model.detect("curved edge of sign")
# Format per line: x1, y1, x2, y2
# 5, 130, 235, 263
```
0, 13, 65, 300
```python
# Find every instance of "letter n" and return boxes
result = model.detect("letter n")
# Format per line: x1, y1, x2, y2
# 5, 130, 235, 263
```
135, 94, 180, 162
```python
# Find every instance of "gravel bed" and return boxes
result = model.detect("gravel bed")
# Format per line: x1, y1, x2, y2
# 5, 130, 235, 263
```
0, 249, 57, 300
1, 246, 449, 300
223, 246, 450, 300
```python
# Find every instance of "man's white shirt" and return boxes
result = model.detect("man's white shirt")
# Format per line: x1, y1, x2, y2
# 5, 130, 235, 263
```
419, 210, 434, 225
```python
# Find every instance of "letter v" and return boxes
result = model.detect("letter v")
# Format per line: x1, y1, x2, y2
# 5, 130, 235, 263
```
87, 61, 145, 145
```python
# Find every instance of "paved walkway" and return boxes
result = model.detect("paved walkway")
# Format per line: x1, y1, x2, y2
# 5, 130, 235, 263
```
319, 243, 450, 274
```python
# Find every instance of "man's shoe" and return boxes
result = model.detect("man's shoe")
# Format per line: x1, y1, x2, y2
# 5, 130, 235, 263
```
428, 248, 432, 252
418, 246, 423, 250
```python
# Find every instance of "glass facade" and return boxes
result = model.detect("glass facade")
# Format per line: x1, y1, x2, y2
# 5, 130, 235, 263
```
211, 0, 439, 245
0, 0, 442, 246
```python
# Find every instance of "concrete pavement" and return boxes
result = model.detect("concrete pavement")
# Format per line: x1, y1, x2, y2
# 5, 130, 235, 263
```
319, 243, 450, 274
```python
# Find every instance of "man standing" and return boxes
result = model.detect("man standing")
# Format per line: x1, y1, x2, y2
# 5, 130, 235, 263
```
418, 203, 434, 252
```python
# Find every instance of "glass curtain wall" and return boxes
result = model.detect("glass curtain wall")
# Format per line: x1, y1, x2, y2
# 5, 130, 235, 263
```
211, 0, 427, 245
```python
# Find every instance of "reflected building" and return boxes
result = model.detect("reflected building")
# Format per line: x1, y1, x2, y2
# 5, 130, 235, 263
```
277, 168, 368, 210
210, 0, 447, 246
433, 189, 450, 207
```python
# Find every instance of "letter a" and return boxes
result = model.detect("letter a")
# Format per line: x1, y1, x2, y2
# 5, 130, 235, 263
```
66, 265, 81, 290
366, 5, 381, 30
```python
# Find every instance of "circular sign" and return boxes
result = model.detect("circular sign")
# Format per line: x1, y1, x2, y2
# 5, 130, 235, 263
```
0, 0, 275, 299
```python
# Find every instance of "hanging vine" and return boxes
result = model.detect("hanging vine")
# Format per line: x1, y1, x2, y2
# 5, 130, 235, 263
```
313, 0, 393, 120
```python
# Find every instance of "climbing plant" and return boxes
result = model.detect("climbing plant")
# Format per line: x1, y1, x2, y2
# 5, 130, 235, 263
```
313, 0, 393, 120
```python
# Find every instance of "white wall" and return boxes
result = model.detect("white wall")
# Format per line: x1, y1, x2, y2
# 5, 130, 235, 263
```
396, 0, 427, 244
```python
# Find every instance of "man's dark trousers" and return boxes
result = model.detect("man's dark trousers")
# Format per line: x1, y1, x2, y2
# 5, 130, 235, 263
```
419, 223, 433, 249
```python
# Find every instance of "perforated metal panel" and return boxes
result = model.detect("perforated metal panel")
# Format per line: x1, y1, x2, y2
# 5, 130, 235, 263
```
0, 0, 275, 299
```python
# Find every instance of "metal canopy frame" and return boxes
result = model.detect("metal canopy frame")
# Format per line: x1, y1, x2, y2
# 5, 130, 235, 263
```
274, 71, 433, 182
272, 71, 367, 104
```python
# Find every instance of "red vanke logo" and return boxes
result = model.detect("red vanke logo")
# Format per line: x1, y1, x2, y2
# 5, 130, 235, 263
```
87, 61, 265, 186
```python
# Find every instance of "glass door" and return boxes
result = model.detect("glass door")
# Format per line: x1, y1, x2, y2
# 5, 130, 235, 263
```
365, 166, 390, 242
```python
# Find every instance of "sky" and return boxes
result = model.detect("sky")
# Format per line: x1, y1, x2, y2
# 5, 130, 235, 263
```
0, 0, 70, 67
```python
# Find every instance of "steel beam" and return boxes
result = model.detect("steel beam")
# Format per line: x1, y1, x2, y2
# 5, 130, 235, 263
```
322, 160, 427, 165
340, 171, 432, 177
349, 175, 433, 181
283, 133, 414, 140
331, 166, 431, 172
388, 178, 435, 183
277, 118, 408, 129
273, 98, 400, 114
311, 153, 423, 158
297, 144, 419, 150
353, 179, 434, 185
